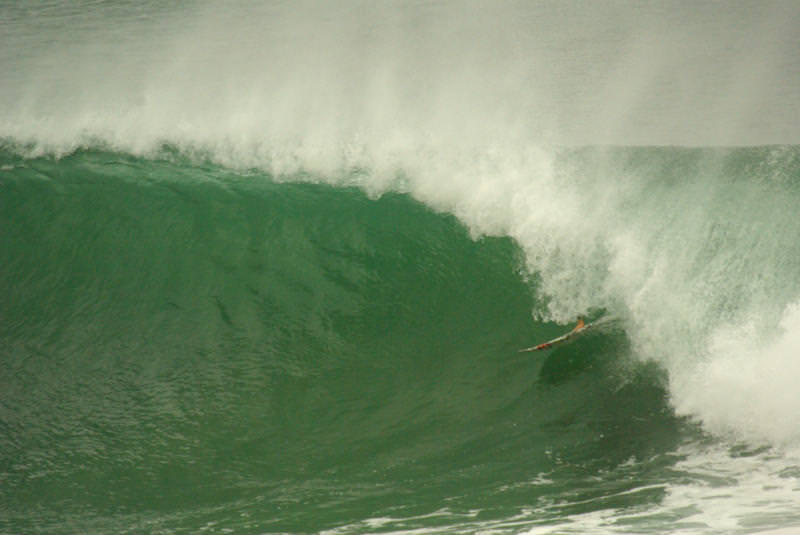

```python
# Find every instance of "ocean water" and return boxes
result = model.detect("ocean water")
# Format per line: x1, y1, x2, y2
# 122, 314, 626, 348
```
3, 2, 800, 534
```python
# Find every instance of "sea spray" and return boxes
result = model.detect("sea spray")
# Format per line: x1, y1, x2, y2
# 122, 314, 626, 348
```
3, 2, 799, 153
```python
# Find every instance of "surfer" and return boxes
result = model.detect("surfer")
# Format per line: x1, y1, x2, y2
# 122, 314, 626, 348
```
519, 317, 591, 353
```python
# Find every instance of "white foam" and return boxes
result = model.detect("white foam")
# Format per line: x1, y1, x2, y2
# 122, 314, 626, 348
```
674, 302, 800, 446
319, 444, 800, 534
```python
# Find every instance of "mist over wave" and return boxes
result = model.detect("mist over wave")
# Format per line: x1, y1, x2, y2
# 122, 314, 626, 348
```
2, 0, 800, 155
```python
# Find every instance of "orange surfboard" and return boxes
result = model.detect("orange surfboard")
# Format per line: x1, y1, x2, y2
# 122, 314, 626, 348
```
519, 319, 592, 352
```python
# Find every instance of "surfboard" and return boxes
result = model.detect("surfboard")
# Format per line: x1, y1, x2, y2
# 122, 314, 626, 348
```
519, 321, 593, 352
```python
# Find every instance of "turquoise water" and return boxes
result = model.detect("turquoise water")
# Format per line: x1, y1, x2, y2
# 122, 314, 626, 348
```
3, 147, 800, 533
3, 2, 800, 533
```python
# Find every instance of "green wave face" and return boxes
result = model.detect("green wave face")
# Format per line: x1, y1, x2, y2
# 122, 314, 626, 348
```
2, 150, 688, 533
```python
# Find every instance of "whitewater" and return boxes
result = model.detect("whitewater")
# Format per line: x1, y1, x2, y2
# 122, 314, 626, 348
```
3, 1, 800, 533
